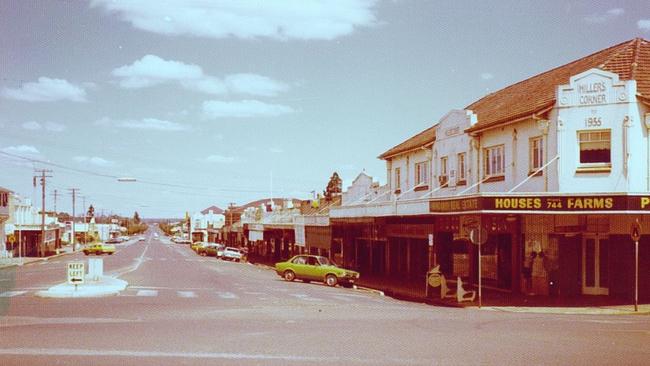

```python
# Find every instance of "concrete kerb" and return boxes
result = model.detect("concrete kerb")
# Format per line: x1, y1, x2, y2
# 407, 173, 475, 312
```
479, 305, 650, 316
0, 249, 77, 269
36, 276, 128, 298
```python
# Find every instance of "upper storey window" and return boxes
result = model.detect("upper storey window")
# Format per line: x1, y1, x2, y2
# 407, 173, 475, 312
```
529, 136, 544, 175
415, 162, 429, 187
578, 130, 611, 164
484, 145, 505, 178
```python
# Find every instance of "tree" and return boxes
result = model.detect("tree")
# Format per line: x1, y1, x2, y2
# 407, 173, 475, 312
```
86, 204, 95, 223
133, 211, 141, 224
323, 172, 342, 201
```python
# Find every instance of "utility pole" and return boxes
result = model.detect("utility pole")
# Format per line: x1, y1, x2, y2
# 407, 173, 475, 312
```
34, 169, 53, 257
68, 188, 79, 251
82, 195, 87, 244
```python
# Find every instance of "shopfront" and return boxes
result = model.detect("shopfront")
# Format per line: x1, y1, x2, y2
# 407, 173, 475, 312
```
430, 193, 650, 300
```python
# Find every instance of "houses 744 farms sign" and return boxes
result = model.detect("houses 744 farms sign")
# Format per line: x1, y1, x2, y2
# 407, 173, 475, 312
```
430, 195, 650, 213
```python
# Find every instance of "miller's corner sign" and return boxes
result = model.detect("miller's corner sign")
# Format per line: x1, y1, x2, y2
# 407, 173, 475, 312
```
430, 195, 650, 214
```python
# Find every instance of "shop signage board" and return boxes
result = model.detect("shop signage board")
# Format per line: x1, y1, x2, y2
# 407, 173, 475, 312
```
430, 194, 650, 213
67, 262, 85, 285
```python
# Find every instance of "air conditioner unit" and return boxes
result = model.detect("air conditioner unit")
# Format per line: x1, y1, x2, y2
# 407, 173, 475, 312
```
448, 174, 456, 187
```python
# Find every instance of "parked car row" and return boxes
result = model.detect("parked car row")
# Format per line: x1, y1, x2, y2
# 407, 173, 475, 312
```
189, 241, 244, 262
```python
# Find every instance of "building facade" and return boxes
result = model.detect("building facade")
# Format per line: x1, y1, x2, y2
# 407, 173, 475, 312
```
331, 38, 650, 301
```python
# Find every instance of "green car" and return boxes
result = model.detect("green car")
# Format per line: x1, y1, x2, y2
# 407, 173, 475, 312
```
82, 243, 116, 255
275, 255, 359, 287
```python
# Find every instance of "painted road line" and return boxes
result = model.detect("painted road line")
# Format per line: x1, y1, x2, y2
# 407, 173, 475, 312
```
0, 290, 28, 297
177, 291, 197, 298
135, 290, 158, 297
290, 293, 323, 302
216, 291, 238, 299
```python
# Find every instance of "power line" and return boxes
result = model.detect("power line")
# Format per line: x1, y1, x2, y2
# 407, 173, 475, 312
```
0, 150, 300, 194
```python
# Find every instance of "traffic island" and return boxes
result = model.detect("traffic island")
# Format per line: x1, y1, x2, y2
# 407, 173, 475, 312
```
36, 276, 128, 298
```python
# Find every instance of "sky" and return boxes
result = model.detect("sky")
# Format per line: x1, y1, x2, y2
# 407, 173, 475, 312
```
1, 0, 650, 218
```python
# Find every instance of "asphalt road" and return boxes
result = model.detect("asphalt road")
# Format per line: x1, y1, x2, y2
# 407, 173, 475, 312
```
1, 228, 649, 366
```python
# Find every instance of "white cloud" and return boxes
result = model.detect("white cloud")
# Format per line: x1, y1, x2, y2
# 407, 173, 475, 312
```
112, 55, 288, 96
480, 73, 494, 80
21, 121, 66, 132
202, 100, 294, 119
112, 54, 206, 89
2, 77, 87, 102
584, 8, 625, 23
639, 19, 650, 31
1, 145, 40, 155
225, 74, 289, 97
74, 156, 116, 167
205, 154, 236, 164
95, 117, 188, 131
91, 0, 378, 41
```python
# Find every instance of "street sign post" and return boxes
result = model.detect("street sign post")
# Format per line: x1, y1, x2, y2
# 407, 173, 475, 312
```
631, 219, 641, 312
469, 227, 488, 308
67, 262, 85, 290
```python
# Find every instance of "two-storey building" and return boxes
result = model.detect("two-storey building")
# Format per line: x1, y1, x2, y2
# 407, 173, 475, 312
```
332, 38, 650, 302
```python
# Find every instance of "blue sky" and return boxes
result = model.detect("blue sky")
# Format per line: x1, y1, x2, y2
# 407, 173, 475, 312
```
1, 0, 649, 218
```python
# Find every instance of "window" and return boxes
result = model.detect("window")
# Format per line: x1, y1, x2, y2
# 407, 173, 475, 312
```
457, 153, 466, 183
579, 130, 611, 164
0, 192, 7, 207
529, 136, 543, 173
439, 157, 448, 186
394, 167, 401, 190
415, 162, 428, 186
484, 145, 505, 177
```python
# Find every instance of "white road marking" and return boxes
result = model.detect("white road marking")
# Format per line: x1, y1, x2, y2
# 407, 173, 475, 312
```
0, 291, 27, 297
244, 291, 265, 295
177, 291, 197, 298
290, 293, 323, 302
0, 348, 428, 364
216, 291, 238, 299
135, 290, 157, 297
331, 295, 353, 302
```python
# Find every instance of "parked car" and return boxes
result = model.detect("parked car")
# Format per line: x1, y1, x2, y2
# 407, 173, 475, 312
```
191, 241, 206, 252
222, 247, 243, 262
106, 237, 121, 244
197, 243, 216, 256
138, 237, 145, 242
83, 243, 116, 255
275, 255, 359, 287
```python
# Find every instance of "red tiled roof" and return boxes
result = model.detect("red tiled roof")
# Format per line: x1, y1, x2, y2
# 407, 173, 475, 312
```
200, 205, 224, 215
466, 38, 650, 133
378, 125, 436, 160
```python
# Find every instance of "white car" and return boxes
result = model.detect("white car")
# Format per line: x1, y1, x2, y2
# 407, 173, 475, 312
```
222, 247, 242, 262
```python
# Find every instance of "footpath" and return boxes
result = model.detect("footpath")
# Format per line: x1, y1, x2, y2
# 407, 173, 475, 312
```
0, 245, 77, 269
248, 258, 649, 315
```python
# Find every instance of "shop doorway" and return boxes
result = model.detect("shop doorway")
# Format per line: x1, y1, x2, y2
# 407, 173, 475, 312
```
582, 236, 609, 295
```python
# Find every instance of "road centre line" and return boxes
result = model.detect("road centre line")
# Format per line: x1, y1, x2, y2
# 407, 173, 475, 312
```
135, 290, 157, 297
177, 291, 197, 298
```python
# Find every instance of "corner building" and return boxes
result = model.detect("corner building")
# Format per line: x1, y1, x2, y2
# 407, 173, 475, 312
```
331, 38, 650, 301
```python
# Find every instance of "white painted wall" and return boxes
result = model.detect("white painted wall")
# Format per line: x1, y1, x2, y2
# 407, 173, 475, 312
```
432, 110, 475, 197
555, 69, 639, 193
